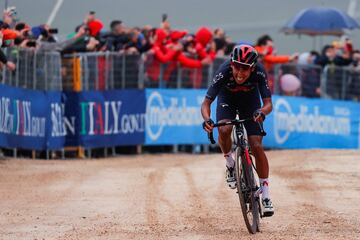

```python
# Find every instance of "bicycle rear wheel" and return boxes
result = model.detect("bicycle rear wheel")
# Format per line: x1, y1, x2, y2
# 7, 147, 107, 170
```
235, 147, 260, 234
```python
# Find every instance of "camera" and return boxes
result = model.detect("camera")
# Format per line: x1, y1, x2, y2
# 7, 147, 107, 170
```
48, 28, 58, 34
26, 40, 37, 47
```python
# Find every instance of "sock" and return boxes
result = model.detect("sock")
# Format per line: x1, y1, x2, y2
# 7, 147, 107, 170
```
224, 151, 235, 168
260, 178, 270, 199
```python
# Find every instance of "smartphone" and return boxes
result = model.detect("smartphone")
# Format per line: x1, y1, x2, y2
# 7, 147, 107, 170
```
89, 11, 96, 15
162, 13, 167, 22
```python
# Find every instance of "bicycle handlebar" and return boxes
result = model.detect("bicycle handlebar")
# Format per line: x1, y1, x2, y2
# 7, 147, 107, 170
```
207, 118, 267, 144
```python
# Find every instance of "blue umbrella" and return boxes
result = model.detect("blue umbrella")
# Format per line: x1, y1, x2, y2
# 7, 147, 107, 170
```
281, 7, 360, 36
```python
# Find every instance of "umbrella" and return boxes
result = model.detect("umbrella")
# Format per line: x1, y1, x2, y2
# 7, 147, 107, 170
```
281, 7, 360, 36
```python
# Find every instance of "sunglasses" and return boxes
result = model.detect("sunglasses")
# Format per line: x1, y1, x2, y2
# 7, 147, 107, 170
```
231, 61, 253, 71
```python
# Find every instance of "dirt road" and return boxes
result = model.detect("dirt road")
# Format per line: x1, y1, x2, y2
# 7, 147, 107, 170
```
1, 150, 360, 239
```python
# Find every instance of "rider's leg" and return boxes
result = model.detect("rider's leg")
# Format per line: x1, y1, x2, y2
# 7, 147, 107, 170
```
248, 136, 270, 199
218, 123, 234, 168
218, 122, 237, 189
248, 135, 274, 215
248, 136, 268, 178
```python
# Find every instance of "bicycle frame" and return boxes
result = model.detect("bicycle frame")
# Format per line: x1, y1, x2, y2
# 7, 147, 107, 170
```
207, 114, 266, 234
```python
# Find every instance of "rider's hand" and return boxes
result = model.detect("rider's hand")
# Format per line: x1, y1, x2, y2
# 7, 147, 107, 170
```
253, 109, 266, 123
202, 118, 214, 133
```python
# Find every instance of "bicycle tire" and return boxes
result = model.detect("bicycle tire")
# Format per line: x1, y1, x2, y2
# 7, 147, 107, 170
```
235, 147, 260, 234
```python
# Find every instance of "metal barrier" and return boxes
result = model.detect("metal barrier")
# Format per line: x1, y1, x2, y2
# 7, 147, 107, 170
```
274, 63, 360, 101
62, 52, 141, 90
1, 48, 62, 90
321, 66, 360, 101
1, 49, 359, 102
274, 63, 323, 98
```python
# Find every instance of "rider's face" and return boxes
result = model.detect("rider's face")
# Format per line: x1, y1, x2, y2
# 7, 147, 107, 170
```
231, 62, 254, 84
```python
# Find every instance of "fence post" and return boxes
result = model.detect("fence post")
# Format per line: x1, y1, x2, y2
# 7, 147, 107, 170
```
15, 50, 20, 87
138, 54, 145, 89
176, 64, 182, 88
121, 54, 126, 89
341, 68, 347, 100
320, 66, 329, 98
273, 64, 280, 95
33, 51, 37, 89
159, 64, 164, 88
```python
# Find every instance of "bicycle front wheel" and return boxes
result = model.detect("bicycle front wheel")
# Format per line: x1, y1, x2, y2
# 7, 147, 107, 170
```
235, 147, 260, 234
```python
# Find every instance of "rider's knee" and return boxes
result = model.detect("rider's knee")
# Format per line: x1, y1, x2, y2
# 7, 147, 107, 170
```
218, 125, 232, 138
250, 140, 264, 152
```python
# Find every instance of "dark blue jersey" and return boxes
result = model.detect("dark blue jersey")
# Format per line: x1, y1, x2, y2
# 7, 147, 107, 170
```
206, 59, 271, 101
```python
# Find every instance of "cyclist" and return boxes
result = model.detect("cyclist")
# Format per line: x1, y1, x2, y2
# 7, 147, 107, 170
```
201, 44, 274, 216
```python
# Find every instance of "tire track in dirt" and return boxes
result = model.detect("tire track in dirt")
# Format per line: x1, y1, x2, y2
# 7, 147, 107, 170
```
145, 168, 166, 232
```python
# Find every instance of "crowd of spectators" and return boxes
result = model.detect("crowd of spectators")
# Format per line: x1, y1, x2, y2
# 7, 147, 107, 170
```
0, 7, 360, 97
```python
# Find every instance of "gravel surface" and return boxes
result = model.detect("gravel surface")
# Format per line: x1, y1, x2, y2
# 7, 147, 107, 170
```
1, 150, 360, 239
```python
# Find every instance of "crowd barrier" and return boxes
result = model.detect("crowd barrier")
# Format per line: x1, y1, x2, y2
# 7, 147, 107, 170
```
274, 63, 360, 101
1, 49, 359, 102
1, 83, 359, 151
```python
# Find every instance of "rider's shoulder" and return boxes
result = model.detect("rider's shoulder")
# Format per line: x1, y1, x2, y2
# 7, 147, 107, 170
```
254, 63, 267, 79
217, 59, 231, 72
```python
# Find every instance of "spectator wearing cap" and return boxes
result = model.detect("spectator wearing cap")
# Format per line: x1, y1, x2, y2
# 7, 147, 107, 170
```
146, 28, 178, 82
0, 23, 16, 71
194, 27, 216, 61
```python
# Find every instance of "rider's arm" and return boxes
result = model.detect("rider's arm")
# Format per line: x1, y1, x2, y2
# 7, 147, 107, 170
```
260, 97, 272, 115
201, 97, 213, 120
257, 65, 273, 116
201, 97, 214, 133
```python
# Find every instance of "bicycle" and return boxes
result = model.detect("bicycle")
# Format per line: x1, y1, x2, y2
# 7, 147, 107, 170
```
207, 111, 266, 234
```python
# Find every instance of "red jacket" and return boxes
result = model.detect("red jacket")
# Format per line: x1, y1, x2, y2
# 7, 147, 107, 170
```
195, 27, 216, 60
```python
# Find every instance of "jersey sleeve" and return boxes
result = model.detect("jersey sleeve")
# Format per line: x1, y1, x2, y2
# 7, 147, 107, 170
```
205, 61, 228, 100
256, 65, 272, 99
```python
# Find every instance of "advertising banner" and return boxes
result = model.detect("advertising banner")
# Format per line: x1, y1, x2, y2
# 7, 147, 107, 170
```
0, 84, 145, 150
263, 96, 360, 149
1, 83, 359, 150
0, 84, 48, 150
48, 90, 146, 149
145, 89, 216, 145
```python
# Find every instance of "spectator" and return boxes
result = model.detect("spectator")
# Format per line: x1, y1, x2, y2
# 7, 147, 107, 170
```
213, 28, 227, 56
352, 50, 360, 70
314, 45, 352, 67
255, 34, 298, 91
105, 20, 130, 52
122, 27, 147, 54
83, 11, 103, 38
280, 74, 301, 96
297, 51, 321, 98
194, 27, 216, 61
298, 51, 319, 65
0, 25, 16, 71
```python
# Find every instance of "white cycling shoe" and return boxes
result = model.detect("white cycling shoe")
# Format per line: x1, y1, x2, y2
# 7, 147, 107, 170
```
262, 198, 274, 217
226, 167, 237, 189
